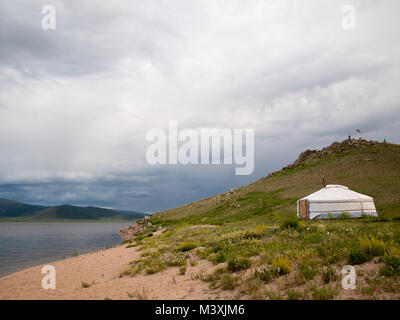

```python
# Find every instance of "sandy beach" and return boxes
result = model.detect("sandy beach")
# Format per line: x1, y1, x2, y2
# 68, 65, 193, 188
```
0, 235, 229, 300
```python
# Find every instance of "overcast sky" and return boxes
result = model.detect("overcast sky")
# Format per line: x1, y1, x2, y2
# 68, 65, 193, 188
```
0, 0, 399, 212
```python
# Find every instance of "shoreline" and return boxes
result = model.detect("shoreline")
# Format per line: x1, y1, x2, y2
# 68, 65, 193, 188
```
0, 243, 139, 300
0, 219, 137, 223
0, 242, 121, 279
0, 230, 224, 300
0, 221, 133, 278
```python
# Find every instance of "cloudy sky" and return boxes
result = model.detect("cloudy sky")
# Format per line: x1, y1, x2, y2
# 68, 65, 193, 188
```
0, 0, 399, 212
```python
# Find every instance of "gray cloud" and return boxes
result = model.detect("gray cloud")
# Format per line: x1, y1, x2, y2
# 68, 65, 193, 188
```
0, 0, 399, 211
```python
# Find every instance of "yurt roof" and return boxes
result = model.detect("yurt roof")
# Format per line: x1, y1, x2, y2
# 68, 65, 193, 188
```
300, 185, 373, 203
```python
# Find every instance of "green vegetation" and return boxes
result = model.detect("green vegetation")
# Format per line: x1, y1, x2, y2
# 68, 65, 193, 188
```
177, 242, 197, 252
122, 140, 400, 299
227, 258, 252, 272
310, 284, 338, 300
348, 237, 386, 264
381, 247, 400, 276
286, 289, 302, 300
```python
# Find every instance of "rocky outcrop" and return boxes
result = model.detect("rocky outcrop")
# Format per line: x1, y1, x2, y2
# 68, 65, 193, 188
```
118, 216, 153, 240
282, 138, 381, 171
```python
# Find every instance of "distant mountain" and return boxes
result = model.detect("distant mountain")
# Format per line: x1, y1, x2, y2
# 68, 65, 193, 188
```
0, 198, 148, 220
0, 198, 46, 217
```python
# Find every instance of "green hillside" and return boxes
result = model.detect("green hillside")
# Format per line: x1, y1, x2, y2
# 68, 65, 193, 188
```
153, 139, 400, 224
122, 139, 400, 300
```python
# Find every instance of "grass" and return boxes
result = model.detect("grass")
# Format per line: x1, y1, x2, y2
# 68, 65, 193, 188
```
281, 218, 301, 230
322, 266, 339, 283
227, 258, 252, 272
286, 289, 303, 300
310, 285, 338, 300
177, 242, 197, 252
221, 274, 238, 290
381, 246, 400, 276
349, 237, 386, 264
127, 287, 153, 300
0, 218, 137, 223
120, 140, 400, 299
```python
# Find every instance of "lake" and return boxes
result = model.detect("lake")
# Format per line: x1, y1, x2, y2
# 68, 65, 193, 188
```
0, 221, 133, 277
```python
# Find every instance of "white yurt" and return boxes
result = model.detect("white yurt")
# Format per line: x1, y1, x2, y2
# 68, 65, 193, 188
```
297, 185, 378, 219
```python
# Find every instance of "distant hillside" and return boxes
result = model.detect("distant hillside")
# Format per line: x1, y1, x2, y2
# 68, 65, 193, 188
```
0, 199, 148, 221
0, 199, 46, 217
114, 210, 152, 219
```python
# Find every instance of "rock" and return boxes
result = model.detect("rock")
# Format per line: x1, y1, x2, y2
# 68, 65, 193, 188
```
118, 217, 153, 240
282, 138, 381, 171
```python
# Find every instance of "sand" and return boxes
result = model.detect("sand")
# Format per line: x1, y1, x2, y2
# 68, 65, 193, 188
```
0, 235, 229, 300
2, 232, 391, 300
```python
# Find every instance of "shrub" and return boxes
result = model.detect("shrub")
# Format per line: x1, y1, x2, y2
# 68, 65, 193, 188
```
271, 256, 290, 276
214, 251, 227, 264
359, 237, 385, 257
286, 289, 302, 300
265, 290, 283, 300
246, 279, 264, 299
254, 267, 274, 283
164, 254, 187, 267
340, 212, 350, 219
127, 287, 150, 300
381, 246, 400, 276
221, 274, 237, 290
349, 237, 386, 264
71, 252, 79, 257
298, 262, 318, 280
310, 285, 337, 300
177, 242, 197, 252
242, 226, 267, 239
227, 257, 252, 272
255, 256, 291, 282
81, 282, 90, 288
281, 218, 299, 230
179, 266, 187, 275
144, 259, 166, 274
322, 266, 338, 283
349, 248, 371, 265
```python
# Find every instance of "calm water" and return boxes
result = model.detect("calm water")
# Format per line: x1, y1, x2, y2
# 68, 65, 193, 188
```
0, 222, 133, 277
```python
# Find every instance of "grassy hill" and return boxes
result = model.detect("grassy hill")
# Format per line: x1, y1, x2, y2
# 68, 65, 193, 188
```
0, 199, 148, 221
153, 139, 400, 224
121, 139, 400, 300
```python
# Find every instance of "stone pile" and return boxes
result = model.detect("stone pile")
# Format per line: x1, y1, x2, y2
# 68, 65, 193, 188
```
118, 216, 153, 240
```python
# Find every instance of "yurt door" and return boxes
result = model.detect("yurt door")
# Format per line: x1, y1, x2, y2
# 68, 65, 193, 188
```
299, 200, 309, 219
